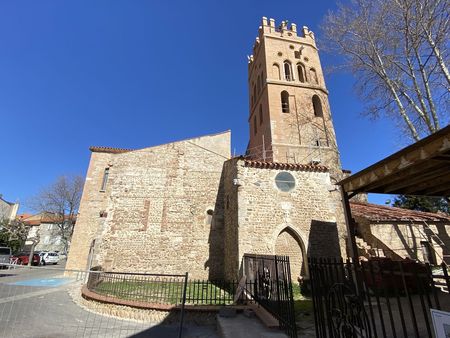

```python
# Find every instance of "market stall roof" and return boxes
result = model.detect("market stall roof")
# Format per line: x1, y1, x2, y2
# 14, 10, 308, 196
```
339, 125, 450, 197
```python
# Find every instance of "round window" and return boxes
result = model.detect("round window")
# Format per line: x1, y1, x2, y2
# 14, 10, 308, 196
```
275, 172, 296, 192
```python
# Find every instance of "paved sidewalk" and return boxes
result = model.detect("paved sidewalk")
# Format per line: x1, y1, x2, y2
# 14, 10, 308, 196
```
0, 265, 218, 338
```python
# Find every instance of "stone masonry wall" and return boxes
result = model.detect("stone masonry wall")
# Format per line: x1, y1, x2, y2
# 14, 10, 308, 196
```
67, 131, 230, 279
223, 158, 347, 280
66, 151, 114, 271
355, 216, 450, 264
222, 159, 239, 280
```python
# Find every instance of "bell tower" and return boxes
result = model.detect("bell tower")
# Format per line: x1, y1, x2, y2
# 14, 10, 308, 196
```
246, 17, 341, 172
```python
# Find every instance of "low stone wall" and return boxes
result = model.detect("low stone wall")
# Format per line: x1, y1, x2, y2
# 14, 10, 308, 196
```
74, 284, 233, 326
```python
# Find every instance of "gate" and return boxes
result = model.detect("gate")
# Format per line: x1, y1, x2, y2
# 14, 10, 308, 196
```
308, 257, 450, 338
243, 254, 297, 338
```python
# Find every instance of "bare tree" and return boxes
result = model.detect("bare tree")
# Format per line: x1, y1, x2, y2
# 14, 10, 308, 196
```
31, 175, 84, 254
26, 227, 40, 267
321, 0, 449, 140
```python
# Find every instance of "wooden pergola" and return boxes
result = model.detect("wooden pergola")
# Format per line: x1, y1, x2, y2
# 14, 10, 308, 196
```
338, 125, 450, 260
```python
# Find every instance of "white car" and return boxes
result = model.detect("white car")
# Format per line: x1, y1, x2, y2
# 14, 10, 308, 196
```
39, 251, 59, 265
0, 247, 11, 268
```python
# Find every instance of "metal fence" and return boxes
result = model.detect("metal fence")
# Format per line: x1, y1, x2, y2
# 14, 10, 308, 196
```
87, 271, 251, 306
184, 279, 253, 305
308, 257, 450, 338
0, 263, 215, 337
87, 270, 189, 338
243, 254, 297, 338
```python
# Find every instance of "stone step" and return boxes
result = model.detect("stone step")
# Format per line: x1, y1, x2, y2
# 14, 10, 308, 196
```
217, 312, 288, 338
356, 237, 385, 258
249, 303, 280, 328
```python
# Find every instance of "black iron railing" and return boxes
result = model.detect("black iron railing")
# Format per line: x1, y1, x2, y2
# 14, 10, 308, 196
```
184, 279, 252, 305
243, 254, 297, 338
87, 270, 188, 338
308, 257, 450, 338
86, 271, 251, 306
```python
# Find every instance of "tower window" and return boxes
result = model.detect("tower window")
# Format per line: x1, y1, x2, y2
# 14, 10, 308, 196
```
259, 105, 263, 125
310, 68, 318, 84
273, 63, 280, 80
100, 168, 109, 192
257, 74, 261, 94
283, 61, 293, 81
253, 83, 256, 100
254, 116, 257, 134
281, 91, 290, 113
312, 95, 323, 117
297, 63, 306, 83
260, 72, 264, 90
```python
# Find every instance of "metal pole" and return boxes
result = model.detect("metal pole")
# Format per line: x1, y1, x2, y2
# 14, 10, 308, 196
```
340, 188, 359, 263
340, 188, 364, 299
178, 272, 188, 338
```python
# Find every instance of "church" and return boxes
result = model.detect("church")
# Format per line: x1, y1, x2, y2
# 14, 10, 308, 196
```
66, 18, 349, 280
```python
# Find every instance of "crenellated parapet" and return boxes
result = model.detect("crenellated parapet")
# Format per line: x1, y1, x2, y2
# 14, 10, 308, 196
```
248, 17, 316, 64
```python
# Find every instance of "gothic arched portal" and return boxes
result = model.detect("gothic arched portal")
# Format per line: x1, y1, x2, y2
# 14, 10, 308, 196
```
274, 227, 307, 280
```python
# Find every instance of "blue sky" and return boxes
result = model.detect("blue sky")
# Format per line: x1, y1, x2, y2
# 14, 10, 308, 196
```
0, 1, 402, 211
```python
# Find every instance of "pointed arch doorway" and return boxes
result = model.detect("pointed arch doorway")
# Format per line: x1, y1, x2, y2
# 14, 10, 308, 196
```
274, 226, 308, 280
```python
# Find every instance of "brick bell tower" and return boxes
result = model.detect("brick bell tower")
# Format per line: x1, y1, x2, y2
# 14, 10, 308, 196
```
246, 17, 342, 173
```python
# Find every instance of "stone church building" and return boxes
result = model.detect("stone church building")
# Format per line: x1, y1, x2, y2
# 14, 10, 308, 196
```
66, 18, 349, 280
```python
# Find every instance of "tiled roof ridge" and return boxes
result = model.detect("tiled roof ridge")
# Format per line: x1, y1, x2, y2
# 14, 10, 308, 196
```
89, 146, 134, 154
242, 158, 329, 172
89, 130, 231, 155
350, 201, 450, 222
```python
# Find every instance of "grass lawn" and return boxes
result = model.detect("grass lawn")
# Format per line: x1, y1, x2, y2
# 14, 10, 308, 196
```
92, 278, 314, 324
93, 279, 235, 305
292, 284, 313, 322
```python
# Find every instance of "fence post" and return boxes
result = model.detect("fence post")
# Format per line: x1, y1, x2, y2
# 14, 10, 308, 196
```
441, 262, 450, 291
274, 255, 281, 317
178, 272, 188, 338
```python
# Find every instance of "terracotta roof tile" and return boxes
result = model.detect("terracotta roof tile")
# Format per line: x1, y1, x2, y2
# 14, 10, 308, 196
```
89, 146, 133, 154
350, 201, 450, 222
242, 158, 328, 172
17, 213, 32, 220
22, 213, 77, 225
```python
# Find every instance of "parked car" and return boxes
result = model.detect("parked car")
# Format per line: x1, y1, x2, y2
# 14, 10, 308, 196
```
0, 247, 11, 268
39, 251, 59, 265
12, 252, 41, 266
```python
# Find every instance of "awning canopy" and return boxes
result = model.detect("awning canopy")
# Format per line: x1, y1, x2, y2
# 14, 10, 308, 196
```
339, 125, 450, 197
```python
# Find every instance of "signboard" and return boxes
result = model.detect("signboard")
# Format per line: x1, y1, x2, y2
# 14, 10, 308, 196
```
431, 309, 450, 338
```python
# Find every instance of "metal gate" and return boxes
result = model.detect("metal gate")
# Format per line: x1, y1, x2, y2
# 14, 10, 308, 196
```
243, 254, 297, 338
308, 257, 450, 338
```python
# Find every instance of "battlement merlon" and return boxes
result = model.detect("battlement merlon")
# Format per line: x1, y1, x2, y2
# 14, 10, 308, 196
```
248, 17, 317, 66
254, 17, 316, 52
262, 17, 315, 40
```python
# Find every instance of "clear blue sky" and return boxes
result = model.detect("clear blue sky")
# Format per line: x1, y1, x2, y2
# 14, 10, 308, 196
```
0, 1, 402, 211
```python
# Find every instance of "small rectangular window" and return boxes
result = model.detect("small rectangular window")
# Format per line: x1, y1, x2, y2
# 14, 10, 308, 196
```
100, 168, 109, 192
254, 116, 257, 135
259, 105, 263, 125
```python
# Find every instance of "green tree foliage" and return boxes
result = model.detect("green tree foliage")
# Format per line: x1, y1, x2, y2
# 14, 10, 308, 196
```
393, 195, 449, 213
0, 219, 29, 253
